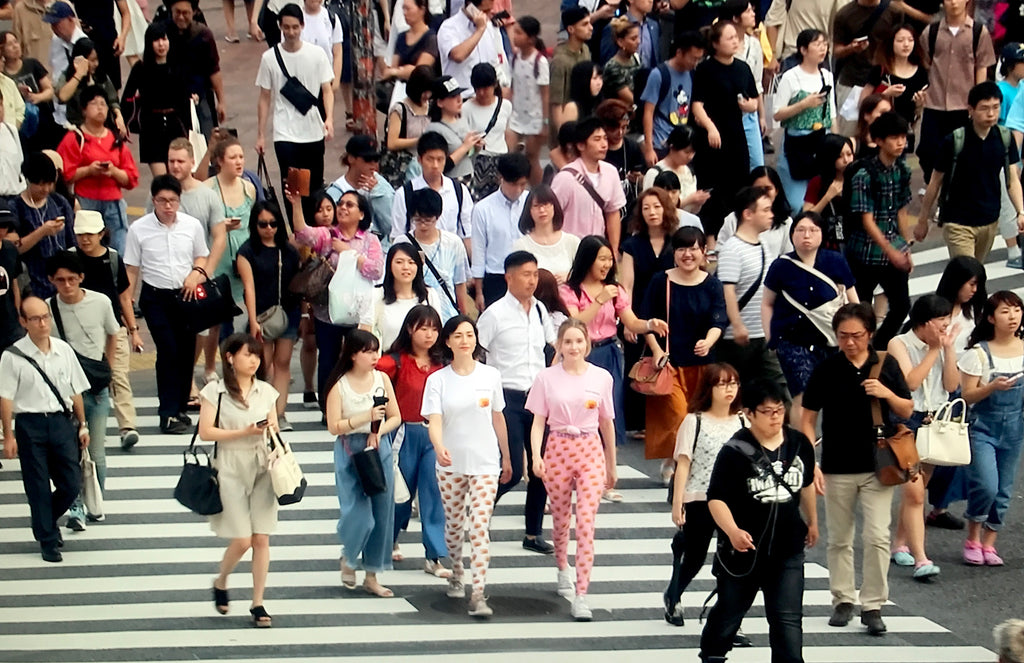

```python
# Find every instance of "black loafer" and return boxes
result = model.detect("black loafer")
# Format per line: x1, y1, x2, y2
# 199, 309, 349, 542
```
160, 417, 189, 434
522, 536, 554, 554
861, 610, 887, 636
41, 545, 62, 563
829, 602, 854, 627
926, 511, 965, 530
733, 628, 752, 647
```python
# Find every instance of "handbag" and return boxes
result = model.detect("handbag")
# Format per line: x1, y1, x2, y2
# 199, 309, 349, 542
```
345, 435, 388, 496
375, 78, 396, 114
265, 426, 307, 505
174, 395, 224, 515
274, 46, 319, 115
256, 249, 289, 340
289, 253, 335, 306
80, 447, 104, 518
188, 99, 207, 174
176, 273, 243, 333
629, 274, 674, 396
49, 296, 112, 395
869, 352, 920, 485
916, 398, 971, 467
329, 250, 375, 326
257, 152, 280, 211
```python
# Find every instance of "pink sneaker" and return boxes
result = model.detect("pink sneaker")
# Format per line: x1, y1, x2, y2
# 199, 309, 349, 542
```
982, 546, 1004, 566
963, 540, 984, 565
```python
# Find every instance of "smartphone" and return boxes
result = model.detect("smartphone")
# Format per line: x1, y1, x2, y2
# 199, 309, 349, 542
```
820, 85, 832, 96
1009, 373, 1024, 382
225, 217, 242, 230
853, 35, 869, 43
55, 216, 65, 223
464, 3, 481, 19
256, 419, 269, 428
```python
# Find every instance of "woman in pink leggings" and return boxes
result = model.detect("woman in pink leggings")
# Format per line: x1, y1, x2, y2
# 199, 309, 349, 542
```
527, 318, 617, 622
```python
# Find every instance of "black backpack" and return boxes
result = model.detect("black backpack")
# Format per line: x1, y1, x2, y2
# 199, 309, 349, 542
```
402, 181, 465, 236
926, 20, 983, 62
632, 62, 672, 134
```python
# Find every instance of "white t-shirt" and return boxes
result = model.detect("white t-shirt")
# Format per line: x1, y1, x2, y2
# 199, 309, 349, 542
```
509, 50, 550, 136
774, 66, 837, 128
512, 232, 580, 277
718, 213, 794, 259
361, 286, 444, 350
463, 97, 512, 154
421, 362, 506, 475
302, 7, 344, 64
958, 344, 1024, 384
255, 42, 334, 144
48, 289, 120, 361
392, 231, 468, 321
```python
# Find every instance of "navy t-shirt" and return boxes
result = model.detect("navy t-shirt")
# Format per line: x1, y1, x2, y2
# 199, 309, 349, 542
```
936, 127, 1020, 227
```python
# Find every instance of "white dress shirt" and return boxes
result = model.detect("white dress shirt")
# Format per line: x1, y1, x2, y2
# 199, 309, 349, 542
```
477, 291, 556, 392
0, 335, 90, 413
49, 26, 87, 127
471, 188, 526, 278
390, 175, 474, 242
437, 11, 510, 95
123, 212, 210, 290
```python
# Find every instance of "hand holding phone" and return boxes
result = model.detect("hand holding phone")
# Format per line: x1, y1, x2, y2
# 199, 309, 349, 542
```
225, 217, 242, 231
256, 419, 269, 428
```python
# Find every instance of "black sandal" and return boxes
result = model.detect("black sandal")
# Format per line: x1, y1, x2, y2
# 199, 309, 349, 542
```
250, 605, 272, 628
213, 583, 229, 615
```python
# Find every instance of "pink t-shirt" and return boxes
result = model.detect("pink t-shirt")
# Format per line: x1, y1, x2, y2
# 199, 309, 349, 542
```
558, 283, 630, 342
526, 363, 614, 434
549, 158, 627, 239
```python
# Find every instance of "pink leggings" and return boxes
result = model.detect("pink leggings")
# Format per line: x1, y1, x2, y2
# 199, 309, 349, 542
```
543, 431, 606, 595
436, 469, 498, 597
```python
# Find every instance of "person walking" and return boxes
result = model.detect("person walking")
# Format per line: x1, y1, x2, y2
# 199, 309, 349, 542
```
364, 243, 442, 351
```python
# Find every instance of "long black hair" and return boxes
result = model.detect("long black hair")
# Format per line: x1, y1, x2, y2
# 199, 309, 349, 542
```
566, 234, 618, 298
142, 22, 170, 68
936, 256, 987, 322
568, 61, 601, 119
322, 329, 381, 404
748, 166, 790, 230
815, 133, 853, 185
967, 291, 1024, 347
386, 304, 445, 365
382, 243, 430, 305
439, 314, 486, 363
246, 199, 289, 250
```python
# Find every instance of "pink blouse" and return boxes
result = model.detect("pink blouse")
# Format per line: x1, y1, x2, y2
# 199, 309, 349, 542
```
558, 283, 630, 342
294, 226, 384, 281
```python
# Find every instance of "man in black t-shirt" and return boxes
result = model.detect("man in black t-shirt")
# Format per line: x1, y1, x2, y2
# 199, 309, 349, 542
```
801, 302, 913, 637
700, 380, 817, 663
0, 209, 24, 351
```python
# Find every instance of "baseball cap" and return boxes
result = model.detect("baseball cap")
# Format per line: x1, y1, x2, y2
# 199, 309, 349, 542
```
1002, 42, 1024, 66
434, 76, 467, 100
0, 208, 15, 229
43, 1, 75, 24
346, 135, 381, 161
74, 210, 105, 235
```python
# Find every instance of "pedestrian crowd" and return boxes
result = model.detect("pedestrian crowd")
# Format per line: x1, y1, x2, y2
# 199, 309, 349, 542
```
0, 0, 1022, 659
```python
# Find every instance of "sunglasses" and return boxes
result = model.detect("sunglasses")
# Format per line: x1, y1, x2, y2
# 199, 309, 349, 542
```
257, 221, 278, 229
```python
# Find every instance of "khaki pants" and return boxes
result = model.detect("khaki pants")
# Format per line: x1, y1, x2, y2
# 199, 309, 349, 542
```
824, 472, 895, 612
109, 326, 136, 432
942, 221, 999, 262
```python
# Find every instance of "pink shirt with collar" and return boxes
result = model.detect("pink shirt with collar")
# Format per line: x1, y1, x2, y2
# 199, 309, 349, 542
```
549, 157, 627, 239
558, 283, 630, 342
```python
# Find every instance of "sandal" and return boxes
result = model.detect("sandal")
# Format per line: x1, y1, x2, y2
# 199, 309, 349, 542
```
224, 35, 240, 43
249, 605, 272, 627
424, 559, 452, 578
340, 560, 357, 589
392, 544, 404, 562
362, 580, 394, 598
602, 489, 623, 503
212, 581, 229, 615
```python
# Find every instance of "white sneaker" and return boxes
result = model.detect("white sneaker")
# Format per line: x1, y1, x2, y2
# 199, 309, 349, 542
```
557, 568, 575, 599
446, 576, 465, 598
571, 595, 592, 621
424, 559, 452, 578
468, 592, 493, 618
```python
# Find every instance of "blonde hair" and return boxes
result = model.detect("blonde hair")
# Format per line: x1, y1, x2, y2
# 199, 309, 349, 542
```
995, 619, 1024, 663
610, 16, 639, 41
556, 318, 591, 357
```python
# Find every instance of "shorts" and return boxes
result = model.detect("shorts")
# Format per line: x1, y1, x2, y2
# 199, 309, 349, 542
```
210, 444, 278, 538
279, 308, 302, 341
509, 111, 543, 136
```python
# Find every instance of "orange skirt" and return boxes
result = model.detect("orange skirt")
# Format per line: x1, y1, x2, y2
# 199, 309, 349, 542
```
644, 365, 705, 459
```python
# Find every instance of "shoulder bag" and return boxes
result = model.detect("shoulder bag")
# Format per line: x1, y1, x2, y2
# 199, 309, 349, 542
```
176, 273, 243, 333
778, 255, 847, 346
869, 352, 920, 485
256, 248, 289, 340
273, 46, 318, 115
915, 397, 971, 467
289, 246, 336, 307
174, 394, 224, 516
562, 166, 607, 211
265, 425, 307, 505
629, 276, 673, 396
48, 297, 112, 395
4, 346, 73, 417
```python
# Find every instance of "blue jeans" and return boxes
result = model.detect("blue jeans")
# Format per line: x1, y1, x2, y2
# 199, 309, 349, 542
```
69, 388, 110, 520
334, 433, 395, 572
393, 423, 446, 560
743, 111, 765, 170
78, 198, 128, 255
775, 144, 809, 218
588, 339, 625, 447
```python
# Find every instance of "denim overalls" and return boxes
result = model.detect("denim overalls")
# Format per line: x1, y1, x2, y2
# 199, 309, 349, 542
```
965, 342, 1024, 530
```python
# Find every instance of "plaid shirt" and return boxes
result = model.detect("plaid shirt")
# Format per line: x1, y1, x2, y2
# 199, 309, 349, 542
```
846, 156, 912, 266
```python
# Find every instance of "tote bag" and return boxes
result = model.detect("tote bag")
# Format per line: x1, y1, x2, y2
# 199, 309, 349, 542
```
265, 427, 308, 505
188, 100, 207, 173
81, 447, 104, 518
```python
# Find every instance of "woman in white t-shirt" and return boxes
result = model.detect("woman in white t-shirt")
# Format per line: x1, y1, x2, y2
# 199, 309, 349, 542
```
511, 185, 580, 283
363, 243, 443, 350
326, 330, 402, 597
421, 315, 512, 618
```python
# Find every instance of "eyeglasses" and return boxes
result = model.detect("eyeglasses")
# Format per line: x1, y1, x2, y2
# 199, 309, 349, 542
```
675, 246, 703, 254
411, 215, 437, 225
794, 226, 822, 234
755, 405, 787, 418
24, 313, 50, 324
153, 196, 180, 206
838, 330, 869, 342
713, 380, 739, 388
337, 200, 359, 209
257, 221, 278, 229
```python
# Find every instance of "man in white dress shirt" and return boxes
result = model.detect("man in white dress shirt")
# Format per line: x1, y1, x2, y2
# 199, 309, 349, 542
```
477, 251, 557, 554
43, 1, 85, 127
471, 152, 530, 311
437, 0, 510, 97
123, 175, 209, 434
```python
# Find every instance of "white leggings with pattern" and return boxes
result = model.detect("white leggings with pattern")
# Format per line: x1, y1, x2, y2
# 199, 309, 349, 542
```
437, 469, 498, 597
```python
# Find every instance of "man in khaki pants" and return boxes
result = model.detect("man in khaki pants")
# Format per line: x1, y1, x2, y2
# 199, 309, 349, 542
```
801, 303, 914, 637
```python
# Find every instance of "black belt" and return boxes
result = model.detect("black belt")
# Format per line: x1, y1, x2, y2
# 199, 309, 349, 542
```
16, 411, 71, 418
592, 337, 617, 348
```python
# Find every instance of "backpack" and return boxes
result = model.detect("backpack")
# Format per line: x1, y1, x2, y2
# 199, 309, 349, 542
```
941, 125, 1013, 209
69, 246, 120, 285
634, 62, 673, 121
926, 20, 984, 62
403, 180, 465, 236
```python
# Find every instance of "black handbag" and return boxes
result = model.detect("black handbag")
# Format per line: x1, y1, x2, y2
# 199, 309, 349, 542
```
174, 395, 224, 516
176, 273, 243, 333
48, 296, 112, 395
274, 46, 318, 115
352, 446, 387, 496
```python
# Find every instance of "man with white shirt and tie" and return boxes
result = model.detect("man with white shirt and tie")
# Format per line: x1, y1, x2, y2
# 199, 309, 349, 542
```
472, 153, 530, 311
477, 250, 557, 554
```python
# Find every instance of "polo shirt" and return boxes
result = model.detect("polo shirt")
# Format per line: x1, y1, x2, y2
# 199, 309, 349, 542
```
549, 158, 626, 239
802, 350, 911, 474
123, 212, 209, 290
935, 127, 1019, 227
389, 175, 474, 242
437, 11, 508, 94
922, 17, 996, 111
470, 188, 526, 278
0, 335, 90, 413
477, 291, 556, 392
549, 42, 590, 107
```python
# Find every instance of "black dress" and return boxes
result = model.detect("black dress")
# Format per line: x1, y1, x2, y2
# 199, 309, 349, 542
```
121, 62, 191, 164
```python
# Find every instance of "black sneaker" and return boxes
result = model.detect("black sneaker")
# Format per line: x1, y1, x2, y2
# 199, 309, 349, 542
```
926, 510, 965, 530
763, 135, 775, 154
522, 536, 554, 554
66, 516, 85, 532
177, 413, 193, 427
40, 545, 62, 563
861, 610, 887, 636
829, 602, 855, 627
160, 417, 189, 434
733, 628, 752, 647
303, 391, 319, 409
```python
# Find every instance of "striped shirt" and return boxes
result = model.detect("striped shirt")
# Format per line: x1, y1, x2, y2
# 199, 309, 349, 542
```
717, 235, 768, 340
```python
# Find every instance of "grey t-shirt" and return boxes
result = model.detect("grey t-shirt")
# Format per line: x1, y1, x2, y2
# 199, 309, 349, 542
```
146, 184, 225, 242
48, 289, 120, 361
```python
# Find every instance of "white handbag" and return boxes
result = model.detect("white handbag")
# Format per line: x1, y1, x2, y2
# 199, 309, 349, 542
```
81, 447, 104, 518
265, 427, 307, 505
915, 398, 971, 467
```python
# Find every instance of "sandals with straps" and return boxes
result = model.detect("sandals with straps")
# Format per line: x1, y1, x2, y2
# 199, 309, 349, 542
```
249, 605, 272, 627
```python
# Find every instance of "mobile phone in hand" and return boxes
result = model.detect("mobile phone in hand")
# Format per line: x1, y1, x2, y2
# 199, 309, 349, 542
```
256, 419, 269, 428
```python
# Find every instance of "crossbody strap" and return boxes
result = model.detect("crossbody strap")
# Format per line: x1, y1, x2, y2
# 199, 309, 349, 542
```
483, 98, 503, 135
273, 45, 291, 79
868, 351, 887, 431
563, 167, 606, 210
405, 233, 458, 311
737, 245, 766, 311
5, 346, 72, 417
187, 393, 223, 456
276, 248, 282, 306
780, 254, 841, 294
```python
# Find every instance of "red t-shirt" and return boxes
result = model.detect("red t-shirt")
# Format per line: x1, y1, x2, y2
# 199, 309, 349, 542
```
376, 352, 442, 423
804, 175, 824, 204
57, 129, 140, 201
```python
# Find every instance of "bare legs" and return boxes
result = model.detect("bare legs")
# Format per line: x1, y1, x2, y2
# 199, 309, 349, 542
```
214, 534, 271, 609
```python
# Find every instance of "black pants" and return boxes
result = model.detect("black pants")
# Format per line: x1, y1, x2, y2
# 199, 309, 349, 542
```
275, 140, 325, 227
701, 551, 806, 663
16, 413, 80, 547
847, 257, 911, 349
141, 284, 197, 419
666, 501, 716, 605
495, 389, 546, 537
481, 273, 507, 308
